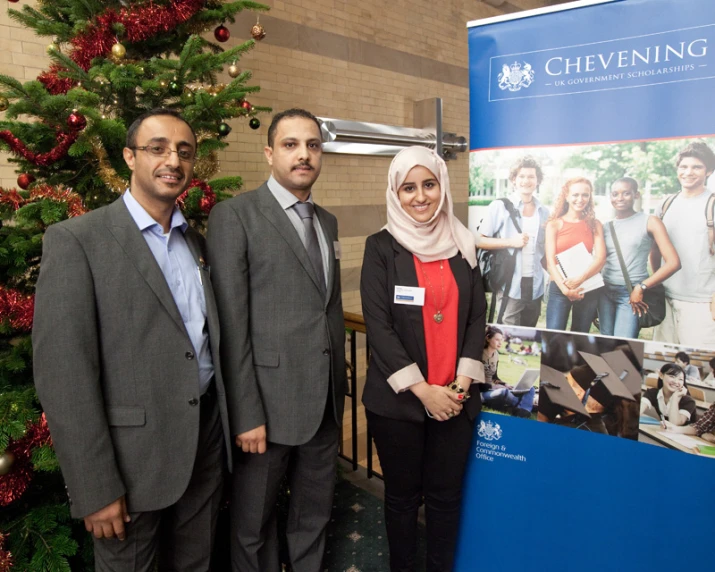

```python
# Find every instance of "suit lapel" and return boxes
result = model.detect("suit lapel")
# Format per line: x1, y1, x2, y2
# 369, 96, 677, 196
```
392, 237, 427, 367
184, 229, 220, 348
256, 184, 325, 295
450, 255, 470, 356
104, 198, 186, 334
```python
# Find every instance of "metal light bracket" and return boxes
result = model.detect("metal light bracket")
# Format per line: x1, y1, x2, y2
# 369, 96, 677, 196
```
318, 98, 466, 161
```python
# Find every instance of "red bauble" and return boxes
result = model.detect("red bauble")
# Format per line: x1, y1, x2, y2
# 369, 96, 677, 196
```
240, 100, 252, 112
214, 25, 230, 42
17, 173, 35, 190
67, 111, 87, 131
8, 0, 20, 3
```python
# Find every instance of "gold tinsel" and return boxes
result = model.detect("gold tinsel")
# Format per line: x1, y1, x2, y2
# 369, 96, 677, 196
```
91, 138, 128, 193
194, 130, 221, 180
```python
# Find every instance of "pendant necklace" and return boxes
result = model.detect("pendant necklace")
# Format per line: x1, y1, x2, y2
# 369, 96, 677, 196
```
421, 261, 446, 323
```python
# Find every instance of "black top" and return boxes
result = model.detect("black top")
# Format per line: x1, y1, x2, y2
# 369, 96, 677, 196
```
642, 387, 697, 424
360, 230, 486, 423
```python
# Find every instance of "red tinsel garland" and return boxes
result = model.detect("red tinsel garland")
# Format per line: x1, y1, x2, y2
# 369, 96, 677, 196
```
176, 178, 216, 214
0, 414, 51, 508
0, 130, 79, 167
0, 185, 88, 219
39, 0, 207, 94
0, 287, 34, 332
29, 185, 88, 218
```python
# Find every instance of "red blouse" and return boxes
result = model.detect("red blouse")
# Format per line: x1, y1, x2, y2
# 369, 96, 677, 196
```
413, 256, 458, 386
556, 219, 594, 254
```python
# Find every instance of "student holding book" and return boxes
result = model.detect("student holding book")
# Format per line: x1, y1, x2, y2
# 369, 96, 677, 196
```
599, 177, 680, 338
545, 177, 606, 332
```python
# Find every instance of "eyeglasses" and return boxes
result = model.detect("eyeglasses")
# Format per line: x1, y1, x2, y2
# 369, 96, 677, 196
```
131, 145, 196, 162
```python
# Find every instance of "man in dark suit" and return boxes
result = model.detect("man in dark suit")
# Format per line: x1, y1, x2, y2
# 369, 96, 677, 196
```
207, 108, 346, 572
33, 109, 231, 571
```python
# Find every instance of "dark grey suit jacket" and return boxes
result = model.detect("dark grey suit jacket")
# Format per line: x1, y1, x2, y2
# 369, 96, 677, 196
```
32, 197, 232, 518
207, 183, 347, 446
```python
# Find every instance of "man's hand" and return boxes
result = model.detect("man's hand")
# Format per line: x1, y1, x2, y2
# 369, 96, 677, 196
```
84, 496, 130, 540
235, 425, 267, 454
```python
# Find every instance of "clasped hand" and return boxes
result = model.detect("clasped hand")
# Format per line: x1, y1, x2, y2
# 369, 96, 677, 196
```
421, 385, 463, 421
84, 495, 131, 540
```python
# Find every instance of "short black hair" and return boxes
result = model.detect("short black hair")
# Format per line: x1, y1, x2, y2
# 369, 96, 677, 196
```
675, 351, 690, 364
126, 108, 197, 149
267, 108, 322, 148
675, 141, 715, 173
658, 363, 685, 388
612, 177, 639, 193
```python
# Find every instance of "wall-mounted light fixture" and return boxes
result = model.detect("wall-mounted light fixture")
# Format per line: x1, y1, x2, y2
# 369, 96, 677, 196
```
318, 98, 467, 161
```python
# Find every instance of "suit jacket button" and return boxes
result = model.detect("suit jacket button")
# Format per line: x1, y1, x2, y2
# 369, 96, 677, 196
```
188, 398, 199, 406
323, 349, 330, 355
185, 351, 195, 360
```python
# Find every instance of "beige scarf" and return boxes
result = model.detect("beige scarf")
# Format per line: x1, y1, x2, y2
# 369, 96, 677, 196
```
385, 146, 477, 268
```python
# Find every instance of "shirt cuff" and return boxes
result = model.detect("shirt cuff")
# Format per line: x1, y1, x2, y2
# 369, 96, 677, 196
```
457, 358, 485, 384
387, 363, 425, 393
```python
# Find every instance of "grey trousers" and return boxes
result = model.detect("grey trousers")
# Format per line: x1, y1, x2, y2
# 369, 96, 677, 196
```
230, 415, 339, 572
93, 393, 225, 572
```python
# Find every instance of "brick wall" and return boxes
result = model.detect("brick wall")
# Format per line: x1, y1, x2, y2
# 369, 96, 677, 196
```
0, 0, 563, 312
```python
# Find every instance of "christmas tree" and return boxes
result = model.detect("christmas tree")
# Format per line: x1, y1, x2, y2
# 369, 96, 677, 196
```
0, 1, 268, 569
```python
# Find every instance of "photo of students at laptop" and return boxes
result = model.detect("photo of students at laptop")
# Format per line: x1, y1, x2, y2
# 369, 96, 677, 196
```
538, 331, 643, 440
480, 325, 541, 419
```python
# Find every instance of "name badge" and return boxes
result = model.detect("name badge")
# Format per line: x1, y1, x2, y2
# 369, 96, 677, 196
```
333, 241, 342, 260
394, 286, 425, 306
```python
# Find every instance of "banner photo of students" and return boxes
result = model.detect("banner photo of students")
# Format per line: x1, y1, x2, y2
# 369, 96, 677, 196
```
457, 1, 715, 570
467, 0, 715, 349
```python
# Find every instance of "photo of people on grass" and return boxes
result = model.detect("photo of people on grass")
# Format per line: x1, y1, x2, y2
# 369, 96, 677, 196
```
479, 325, 541, 420
469, 136, 715, 348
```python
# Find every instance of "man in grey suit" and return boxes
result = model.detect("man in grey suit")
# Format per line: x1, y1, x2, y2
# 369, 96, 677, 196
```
207, 108, 346, 572
33, 109, 231, 571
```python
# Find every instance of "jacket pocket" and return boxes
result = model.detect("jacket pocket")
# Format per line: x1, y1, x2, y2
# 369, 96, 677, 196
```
253, 350, 280, 368
106, 406, 146, 427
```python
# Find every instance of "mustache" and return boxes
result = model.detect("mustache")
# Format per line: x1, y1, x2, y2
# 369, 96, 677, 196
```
291, 161, 313, 171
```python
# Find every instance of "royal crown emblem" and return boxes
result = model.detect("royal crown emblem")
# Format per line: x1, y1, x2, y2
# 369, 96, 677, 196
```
498, 61, 535, 92
478, 419, 503, 441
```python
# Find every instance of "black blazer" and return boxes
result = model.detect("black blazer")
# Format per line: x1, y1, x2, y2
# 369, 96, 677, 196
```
360, 229, 487, 423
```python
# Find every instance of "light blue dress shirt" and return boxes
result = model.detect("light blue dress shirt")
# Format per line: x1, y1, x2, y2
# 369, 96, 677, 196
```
267, 175, 330, 289
123, 191, 214, 394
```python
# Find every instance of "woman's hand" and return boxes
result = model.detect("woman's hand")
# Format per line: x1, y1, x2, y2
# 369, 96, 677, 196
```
509, 233, 529, 249
563, 276, 584, 289
629, 286, 649, 316
702, 433, 715, 443
672, 385, 688, 400
417, 385, 463, 421
560, 283, 585, 302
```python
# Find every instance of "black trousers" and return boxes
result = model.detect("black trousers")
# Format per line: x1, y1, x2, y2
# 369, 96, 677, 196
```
366, 409, 474, 572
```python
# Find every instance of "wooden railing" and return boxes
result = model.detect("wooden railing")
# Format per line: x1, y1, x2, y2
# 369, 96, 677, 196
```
341, 312, 382, 479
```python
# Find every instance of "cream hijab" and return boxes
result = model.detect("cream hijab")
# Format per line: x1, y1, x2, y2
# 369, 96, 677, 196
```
385, 146, 477, 268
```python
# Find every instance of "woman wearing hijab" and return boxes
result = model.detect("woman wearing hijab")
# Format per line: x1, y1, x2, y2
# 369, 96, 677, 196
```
360, 146, 486, 572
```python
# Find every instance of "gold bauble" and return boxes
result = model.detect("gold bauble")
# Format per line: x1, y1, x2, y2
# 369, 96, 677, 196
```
111, 42, 127, 59
47, 42, 59, 54
0, 451, 15, 476
251, 23, 266, 41
228, 64, 240, 78
0, 97, 9, 112
159, 79, 169, 89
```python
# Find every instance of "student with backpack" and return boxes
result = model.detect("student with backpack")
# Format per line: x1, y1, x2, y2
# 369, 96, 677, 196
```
652, 141, 715, 347
477, 156, 550, 326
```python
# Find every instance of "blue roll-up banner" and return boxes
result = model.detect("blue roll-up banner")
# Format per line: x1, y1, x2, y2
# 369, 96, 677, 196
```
460, 1, 715, 570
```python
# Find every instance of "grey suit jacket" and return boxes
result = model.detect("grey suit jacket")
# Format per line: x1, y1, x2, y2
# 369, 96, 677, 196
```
206, 183, 347, 446
32, 197, 232, 519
